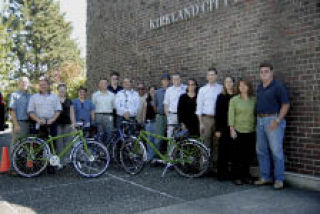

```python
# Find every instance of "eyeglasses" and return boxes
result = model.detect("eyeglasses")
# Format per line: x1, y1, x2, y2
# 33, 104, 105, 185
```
138, 88, 145, 90
188, 83, 196, 86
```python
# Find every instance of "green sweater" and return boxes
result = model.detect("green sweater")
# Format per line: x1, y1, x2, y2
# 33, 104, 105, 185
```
228, 95, 256, 133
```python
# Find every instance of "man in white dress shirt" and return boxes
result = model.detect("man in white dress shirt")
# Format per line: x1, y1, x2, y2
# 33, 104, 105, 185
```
163, 73, 187, 137
92, 79, 115, 143
115, 78, 140, 128
196, 68, 223, 169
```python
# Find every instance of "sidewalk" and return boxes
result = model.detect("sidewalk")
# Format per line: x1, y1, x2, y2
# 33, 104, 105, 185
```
139, 186, 320, 214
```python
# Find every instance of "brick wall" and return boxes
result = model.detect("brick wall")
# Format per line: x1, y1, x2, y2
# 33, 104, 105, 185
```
87, 0, 320, 176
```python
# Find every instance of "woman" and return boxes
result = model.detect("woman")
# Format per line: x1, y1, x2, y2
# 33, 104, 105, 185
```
56, 83, 76, 164
215, 77, 235, 181
142, 86, 157, 161
177, 79, 199, 136
228, 79, 256, 185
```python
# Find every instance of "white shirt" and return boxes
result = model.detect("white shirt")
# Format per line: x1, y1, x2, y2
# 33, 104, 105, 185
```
196, 83, 223, 116
115, 89, 140, 117
92, 90, 115, 113
163, 84, 187, 113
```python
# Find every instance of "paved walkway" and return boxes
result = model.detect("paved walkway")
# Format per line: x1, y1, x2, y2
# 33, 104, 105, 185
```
0, 130, 319, 214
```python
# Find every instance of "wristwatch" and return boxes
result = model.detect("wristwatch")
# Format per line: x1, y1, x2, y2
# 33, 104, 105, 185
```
275, 118, 281, 123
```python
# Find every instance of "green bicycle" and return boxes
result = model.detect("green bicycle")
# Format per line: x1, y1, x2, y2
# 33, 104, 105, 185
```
119, 129, 210, 178
12, 122, 110, 178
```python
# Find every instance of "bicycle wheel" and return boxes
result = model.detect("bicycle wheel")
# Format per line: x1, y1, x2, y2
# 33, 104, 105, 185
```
172, 139, 210, 178
12, 138, 50, 178
120, 137, 146, 175
72, 140, 110, 178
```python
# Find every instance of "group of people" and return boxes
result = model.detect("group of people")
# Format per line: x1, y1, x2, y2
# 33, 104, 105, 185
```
8, 62, 289, 190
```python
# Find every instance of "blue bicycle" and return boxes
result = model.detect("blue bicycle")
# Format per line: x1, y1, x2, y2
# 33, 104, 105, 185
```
96, 120, 146, 167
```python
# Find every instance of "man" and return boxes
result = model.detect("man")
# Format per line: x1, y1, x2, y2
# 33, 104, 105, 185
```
107, 71, 123, 94
9, 77, 31, 175
163, 73, 186, 137
114, 78, 140, 128
154, 73, 170, 154
28, 77, 62, 174
107, 71, 123, 127
136, 82, 147, 125
196, 68, 223, 171
28, 77, 62, 137
254, 63, 290, 190
73, 86, 95, 126
92, 79, 115, 143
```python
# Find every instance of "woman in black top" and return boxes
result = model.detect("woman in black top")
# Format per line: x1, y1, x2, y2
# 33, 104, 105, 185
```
56, 83, 76, 163
177, 79, 199, 136
142, 86, 157, 161
215, 76, 235, 181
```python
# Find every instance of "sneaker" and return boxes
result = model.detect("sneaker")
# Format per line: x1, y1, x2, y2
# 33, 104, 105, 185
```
273, 180, 284, 190
254, 178, 273, 185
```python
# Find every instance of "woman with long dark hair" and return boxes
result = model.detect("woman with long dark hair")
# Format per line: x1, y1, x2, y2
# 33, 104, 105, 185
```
177, 79, 199, 136
142, 86, 157, 161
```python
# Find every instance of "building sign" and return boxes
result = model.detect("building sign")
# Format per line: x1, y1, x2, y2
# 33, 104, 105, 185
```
150, 0, 239, 30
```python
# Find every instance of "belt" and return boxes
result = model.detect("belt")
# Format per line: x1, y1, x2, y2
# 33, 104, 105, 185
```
257, 113, 277, 118
96, 113, 113, 115
202, 114, 215, 118
118, 116, 136, 119
169, 112, 177, 114
156, 113, 165, 116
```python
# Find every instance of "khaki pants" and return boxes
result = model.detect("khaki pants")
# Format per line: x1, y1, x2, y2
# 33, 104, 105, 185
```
57, 124, 74, 164
201, 116, 218, 171
11, 121, 30, 169
167, 113, 178, 138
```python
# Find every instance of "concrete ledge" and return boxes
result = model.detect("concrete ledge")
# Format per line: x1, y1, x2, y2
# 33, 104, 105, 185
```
285, 172, 320, 191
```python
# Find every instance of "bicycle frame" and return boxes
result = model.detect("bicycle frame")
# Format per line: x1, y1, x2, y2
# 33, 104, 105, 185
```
136, 130, 187, 164
26, 130, 90, 161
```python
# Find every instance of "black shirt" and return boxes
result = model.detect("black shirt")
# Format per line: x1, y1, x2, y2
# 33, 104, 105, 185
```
177, 93, 199, 136
57, 98, 72, 124
107, 85, 123, 94
146, 99, 156, 121
215, 93, 235, 132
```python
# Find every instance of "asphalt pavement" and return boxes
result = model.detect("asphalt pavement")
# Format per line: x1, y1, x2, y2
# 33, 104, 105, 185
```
0, 130, 319, 214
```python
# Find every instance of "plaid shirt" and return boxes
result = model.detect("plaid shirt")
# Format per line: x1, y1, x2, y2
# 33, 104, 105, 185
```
27, 93, 62, 119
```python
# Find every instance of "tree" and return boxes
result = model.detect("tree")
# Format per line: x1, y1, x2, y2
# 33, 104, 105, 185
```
3, 0, 85, 82
0, 1, 15, 82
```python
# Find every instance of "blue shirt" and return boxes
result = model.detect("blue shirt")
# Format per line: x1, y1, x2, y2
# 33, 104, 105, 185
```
72, 99, 95, 124
9, 90, 31, 121
154, 88, 166, 115
257, 80, 289, 114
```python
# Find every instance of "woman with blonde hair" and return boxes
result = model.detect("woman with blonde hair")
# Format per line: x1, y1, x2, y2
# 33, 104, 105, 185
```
215, 76, 235, 181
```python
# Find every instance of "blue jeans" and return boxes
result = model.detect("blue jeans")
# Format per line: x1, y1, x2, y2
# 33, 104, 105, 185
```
95, 114, 113, 144
145, 120, 156, 161
256, 116, 286, 181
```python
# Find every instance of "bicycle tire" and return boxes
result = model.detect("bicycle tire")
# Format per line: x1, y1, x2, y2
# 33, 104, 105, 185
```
119, 136, 146, 175
172, 139, 210, 178
72, 140, 110, 178
12, 138, 50, 178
